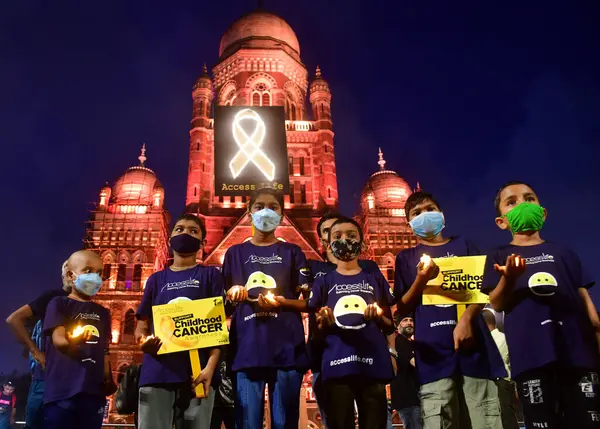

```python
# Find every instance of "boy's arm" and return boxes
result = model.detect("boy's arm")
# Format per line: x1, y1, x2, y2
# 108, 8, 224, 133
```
579, 288, 600, 354
192, 347, 221, 393
397, 261, 439, 315
488, 255, 526, 312
453, 304, 483, 350
6, 304, 40, 363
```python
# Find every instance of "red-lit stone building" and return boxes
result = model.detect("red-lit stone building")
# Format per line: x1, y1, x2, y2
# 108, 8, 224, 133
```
82, 9, 418, 428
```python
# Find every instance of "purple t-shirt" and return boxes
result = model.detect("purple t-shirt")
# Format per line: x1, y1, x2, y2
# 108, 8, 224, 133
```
43, 297, 111, 404
482, 242, 598, 378
307, 259, 383, 373
394, 236, 507, 385
136, 265, 224, 387
307, 269, 395, 382
223, 241, 311, 372
28, 288, 69, 381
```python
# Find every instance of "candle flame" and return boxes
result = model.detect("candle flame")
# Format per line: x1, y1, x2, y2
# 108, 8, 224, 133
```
514, 256, 520, 267
72, 325, 85, 338
265, 292, 276, 303
141, 335, 155, 343
420, 254, 431, 268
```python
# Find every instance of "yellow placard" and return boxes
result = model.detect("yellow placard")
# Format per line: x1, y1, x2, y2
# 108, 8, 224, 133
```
151, 297, 229, 355
422, 256, 489, 306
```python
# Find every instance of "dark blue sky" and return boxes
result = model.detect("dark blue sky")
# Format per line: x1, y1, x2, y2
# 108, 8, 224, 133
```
1, 0, 599, 373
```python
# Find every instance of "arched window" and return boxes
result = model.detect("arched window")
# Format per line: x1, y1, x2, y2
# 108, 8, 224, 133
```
288, 156, 294, 175
123, 309, 136, 336
262, 92, 271, 106
290, 184, 295, 204
328, 188, 332, 199
194, 187, 197, 197
291, 104, 297, 121
202, 162, 205, 172
320, 104, 325, 116
102, 264, 111, 281
132, 264, 142, 289
199, 100, 205, 115
252, 92, 261, 106
299, 157, 305, 175
196, 142, 200, 151
324, 144, 328, 154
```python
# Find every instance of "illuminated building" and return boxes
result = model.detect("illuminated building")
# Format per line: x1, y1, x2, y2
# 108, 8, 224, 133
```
84, 146, 169, 423
185, 10, 337, 267
359, 148, 418, 286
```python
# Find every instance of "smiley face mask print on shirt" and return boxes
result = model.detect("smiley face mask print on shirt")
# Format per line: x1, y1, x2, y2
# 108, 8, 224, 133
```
333, 295, 368, 330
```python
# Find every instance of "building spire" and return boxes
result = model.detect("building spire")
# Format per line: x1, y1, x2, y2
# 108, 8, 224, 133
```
315, 65, 322, 78
138, 144, 147, 166
377, 147, 386, 171
202, 63, 208, 76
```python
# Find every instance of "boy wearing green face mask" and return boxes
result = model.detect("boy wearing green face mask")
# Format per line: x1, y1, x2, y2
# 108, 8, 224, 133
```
482, 181, 600, 429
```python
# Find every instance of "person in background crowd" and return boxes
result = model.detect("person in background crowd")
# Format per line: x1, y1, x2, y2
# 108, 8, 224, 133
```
394, 191, 505, 429
483, 181, 600, 429
135, 214, 223, 429
5, 260, 70, 429
308, 217, 395, 429
0, 381, 16, 429
210, 344, 234, 429
482, 308, 520, 429
390, 315, 422, 429
224, 188, 311, 429
308, 211, 382, 428
43, 250, 117, 429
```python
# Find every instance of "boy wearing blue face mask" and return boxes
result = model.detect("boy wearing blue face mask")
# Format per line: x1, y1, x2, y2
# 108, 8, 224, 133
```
394, 192, 505, 429
43, 250, 117, 429
482, 181, 600, 429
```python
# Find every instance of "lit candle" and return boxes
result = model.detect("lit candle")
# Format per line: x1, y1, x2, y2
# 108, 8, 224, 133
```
72, 325, 84, 338
141, 335, 155, 344
265, 292, 276, 304
514, 256, 520, 267
420, 254, 431, 269
373, 302, 383, 317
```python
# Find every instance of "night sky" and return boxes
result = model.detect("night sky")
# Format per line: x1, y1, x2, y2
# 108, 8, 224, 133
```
1, 0, 599, 373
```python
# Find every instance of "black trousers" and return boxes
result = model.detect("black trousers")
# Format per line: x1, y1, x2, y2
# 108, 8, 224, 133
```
210, 406, 235, 429
515, 364, 600, 429
323, 378, 387, 429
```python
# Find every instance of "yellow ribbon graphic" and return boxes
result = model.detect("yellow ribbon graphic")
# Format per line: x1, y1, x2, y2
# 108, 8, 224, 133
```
229, 109, 275, 181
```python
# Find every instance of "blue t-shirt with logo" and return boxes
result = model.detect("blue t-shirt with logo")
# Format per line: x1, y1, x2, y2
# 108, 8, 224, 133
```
307, 269, 395, 382
43, 297, 111, 404
482, 242, 598, 378
222, 241, 311, 372
307, 259, 383, 373
394, 236, 506, 385
136, 265, 225, 387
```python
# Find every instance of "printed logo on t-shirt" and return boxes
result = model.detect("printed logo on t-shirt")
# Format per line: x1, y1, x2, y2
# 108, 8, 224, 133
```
522, 378, 544, 405
160, 278, 200, 293
527, 272, 558, 297
579, 373, 599, 398
314, 271, 327, 278
244, 254, 283, 265
523, 253, 555, 265
245, 271, 277, 304
333, 295, 368, 330
74, 312, 100, 321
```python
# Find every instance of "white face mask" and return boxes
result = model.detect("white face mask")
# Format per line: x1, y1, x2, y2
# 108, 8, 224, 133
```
251, 208, 281, 232
73, 273, 103, 296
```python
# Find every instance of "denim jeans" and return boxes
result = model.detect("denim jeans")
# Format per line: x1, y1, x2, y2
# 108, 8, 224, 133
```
25, 379, 45, 429
44, 393, 105, 429
312, 372, 328, 429
235, 368, 304, 429
398, 406, 422, 429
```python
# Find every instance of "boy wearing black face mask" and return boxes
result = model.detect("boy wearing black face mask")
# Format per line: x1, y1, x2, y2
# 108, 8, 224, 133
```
307, 217, 396, 429
43, 250, 117, 429
135, 214, 224, 429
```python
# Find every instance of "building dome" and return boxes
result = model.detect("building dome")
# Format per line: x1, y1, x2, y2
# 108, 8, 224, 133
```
361, 148, 412, 212
111, 145, 161, 204
219, 11, 300, 57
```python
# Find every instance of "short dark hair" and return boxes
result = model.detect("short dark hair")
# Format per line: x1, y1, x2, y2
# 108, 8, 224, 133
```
327, 216, 364, 243
494, 181, 537, 216
248, 187, 285, 213
316, 211, 342, 237
404, 192, 441, 221
174, 214, 206, 240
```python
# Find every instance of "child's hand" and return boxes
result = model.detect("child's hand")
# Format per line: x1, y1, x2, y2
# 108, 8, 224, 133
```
364, 303, 384, 321
416, 259, 440, 285
140, 336, 163, 355
494, 254, 526, 281
453, 318, 475, 351
316, 307, 335, 330
226, 286, 248, 303
257, 293, 284, 309
191, 368, 213, 398
67, 330, 92, 346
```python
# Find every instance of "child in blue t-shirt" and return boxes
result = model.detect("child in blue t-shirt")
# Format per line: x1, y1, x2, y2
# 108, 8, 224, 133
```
483, 181, 600, 429
135, 214, 223, 429
43, 250, 117, 429
224, 188, 311, 429
308, 216, 395, 429
394, 191, 505, 429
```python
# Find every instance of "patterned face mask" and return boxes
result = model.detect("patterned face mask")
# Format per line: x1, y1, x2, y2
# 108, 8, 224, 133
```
330, 239, 362, 262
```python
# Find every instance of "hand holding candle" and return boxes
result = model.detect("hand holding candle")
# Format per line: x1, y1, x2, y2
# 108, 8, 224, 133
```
258, 291, 281, 308
265, 292, 276, 304
364, 302, 384, 320
140, 334, 163, 355
226, 285, 248, 303
67, 325, 92, 345
493, 253, 526, 281
417, 253, 439, 283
